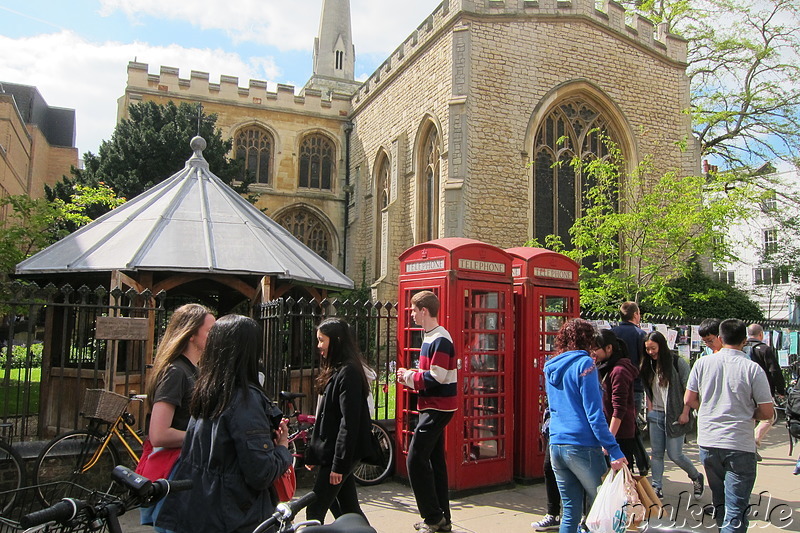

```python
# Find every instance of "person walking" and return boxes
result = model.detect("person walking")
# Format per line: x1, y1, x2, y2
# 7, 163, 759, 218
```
140, 303, 215, 531
640, 331, 703, 500
397, 290, 458, 533
156, 315, 293, 533
544, 318, 627, 533
684, 319, 774, 533
593, 329, 640, 467
745, 323, 785, 448
304, 317, 375, 525
530, 408, 562, 531
611, 302, 646, 421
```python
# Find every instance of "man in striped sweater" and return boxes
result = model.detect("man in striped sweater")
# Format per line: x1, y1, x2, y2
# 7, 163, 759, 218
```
398, 290, 458, 533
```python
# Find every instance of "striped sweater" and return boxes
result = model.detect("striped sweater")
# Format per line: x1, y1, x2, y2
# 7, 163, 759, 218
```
402, 325, 458, 412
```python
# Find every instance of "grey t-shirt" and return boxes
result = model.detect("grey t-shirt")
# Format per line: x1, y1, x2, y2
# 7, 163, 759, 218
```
686, 348, 772, 453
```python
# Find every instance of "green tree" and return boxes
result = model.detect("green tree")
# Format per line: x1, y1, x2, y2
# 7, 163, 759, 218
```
528, 136, 751, 313
645, 260, 764, 320
624, 0, 800, 170
0, 184, 125, 289
47, 100, 247, 209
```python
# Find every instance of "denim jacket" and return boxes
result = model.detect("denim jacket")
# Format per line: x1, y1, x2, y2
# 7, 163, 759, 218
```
156, 385, 293, 533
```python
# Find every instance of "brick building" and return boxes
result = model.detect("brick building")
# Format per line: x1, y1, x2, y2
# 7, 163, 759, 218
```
0, 82, 79, 212
120, 0, 698, 299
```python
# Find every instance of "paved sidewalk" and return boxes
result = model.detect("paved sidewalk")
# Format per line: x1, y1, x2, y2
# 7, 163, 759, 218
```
120, 428, 799, 532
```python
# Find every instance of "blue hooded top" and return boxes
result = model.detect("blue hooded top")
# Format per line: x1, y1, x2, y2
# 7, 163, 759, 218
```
544, 349, 624, 461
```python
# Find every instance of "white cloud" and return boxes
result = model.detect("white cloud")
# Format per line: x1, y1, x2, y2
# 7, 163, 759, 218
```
0, 31, 280, 155
97, 0, 439, 55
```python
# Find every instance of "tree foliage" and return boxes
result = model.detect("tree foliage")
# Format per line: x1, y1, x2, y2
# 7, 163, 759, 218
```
527, 136, 753, 313
47, 100, 247, 209
624, 0, 800, 170
645, 260, 764, 320
0, 184, 125, 286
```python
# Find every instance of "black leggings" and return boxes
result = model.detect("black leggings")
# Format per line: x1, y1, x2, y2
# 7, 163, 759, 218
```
305, 465, 367, 525
543, 438, 561, 516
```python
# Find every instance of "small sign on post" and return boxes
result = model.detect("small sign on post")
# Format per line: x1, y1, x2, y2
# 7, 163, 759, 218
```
95, 317, 150, 341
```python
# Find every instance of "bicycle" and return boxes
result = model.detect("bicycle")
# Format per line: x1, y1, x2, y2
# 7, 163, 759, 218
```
279, 391, 393, 486
32, 389, 147, 506
253, 491, 376, 533
14, 465, 191, 533
0, 423, 25, 516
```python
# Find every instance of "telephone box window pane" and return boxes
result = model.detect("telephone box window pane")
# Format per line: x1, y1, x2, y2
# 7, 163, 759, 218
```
472, 312, 499, 331
544, 315, 566, 333
469, 332, 499, 352
471, 291, 501, 309
469, 353, 499, 372
543, 296, 569, 313
541, 334, 556, 352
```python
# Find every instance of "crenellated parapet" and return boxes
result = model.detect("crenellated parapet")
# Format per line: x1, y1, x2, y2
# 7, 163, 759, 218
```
353, 0, 687, 105
125, 62, 351, 116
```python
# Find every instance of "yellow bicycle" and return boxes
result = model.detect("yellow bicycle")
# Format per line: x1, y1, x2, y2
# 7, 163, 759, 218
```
33, 389, 146, 506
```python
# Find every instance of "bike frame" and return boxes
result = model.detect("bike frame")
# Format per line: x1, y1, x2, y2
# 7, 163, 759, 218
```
80, 416, 143, 473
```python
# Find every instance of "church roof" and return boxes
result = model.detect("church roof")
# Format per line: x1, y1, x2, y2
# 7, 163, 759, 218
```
16, 137, 353, 290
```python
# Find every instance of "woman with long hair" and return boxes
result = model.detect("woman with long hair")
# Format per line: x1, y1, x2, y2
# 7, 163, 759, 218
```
544, 319, 627, 533
140, 303, 214, 530
156, 315, 292, 533
304, 317, 374, 525
593, 329, 639, 465
641, 330, 703, 500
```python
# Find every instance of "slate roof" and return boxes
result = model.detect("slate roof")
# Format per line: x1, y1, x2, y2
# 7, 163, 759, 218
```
16, 137, 353, 290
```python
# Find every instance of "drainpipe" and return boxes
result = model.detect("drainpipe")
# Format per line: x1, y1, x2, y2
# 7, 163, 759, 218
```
343, 120, 354, 273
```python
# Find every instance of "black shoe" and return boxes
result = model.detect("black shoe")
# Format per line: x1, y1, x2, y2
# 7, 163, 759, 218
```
703, 505, 716, 517
692, 473, 704, 500
654, 487, 664, 499
532, 514, 560, 531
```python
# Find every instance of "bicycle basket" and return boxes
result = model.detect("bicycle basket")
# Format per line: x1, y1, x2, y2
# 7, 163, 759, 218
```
81, 389, 129, 423
0, 482, 117, 532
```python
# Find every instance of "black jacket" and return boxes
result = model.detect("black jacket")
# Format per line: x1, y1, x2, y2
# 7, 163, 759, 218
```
746, 339, 786, 395
156, 385, 292, 533
305, 362, 373, 474
611, 321, 646, 392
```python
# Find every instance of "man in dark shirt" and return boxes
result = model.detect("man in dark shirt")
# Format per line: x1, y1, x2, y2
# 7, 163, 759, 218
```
746, 323, 785, 447
611, 302, 646, 421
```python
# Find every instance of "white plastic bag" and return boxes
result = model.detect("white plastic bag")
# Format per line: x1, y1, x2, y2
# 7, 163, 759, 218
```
586, 466, 632, 533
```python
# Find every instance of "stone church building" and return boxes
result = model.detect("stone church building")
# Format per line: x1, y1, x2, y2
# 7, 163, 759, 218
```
119, 0, 697, 300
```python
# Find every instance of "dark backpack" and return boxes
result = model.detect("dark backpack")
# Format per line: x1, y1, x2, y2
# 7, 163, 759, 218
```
786, 387, 800, 439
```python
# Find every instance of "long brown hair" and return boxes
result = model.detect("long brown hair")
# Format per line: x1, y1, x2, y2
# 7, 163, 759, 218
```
640, 331, 673, 388
146, 303, 212, 401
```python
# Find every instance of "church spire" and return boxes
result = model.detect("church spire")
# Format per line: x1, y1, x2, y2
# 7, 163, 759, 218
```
306, 0, 360, 96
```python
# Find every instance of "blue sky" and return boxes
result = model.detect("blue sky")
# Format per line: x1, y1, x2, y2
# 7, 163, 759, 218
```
0, 0, 436, 155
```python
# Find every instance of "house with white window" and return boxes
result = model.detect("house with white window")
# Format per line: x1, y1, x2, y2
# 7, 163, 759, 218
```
712, 168, 800, 321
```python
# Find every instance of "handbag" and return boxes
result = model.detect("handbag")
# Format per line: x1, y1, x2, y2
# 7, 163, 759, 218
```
135, 438, 182, 481
273, 464, 296, 502
360, 425, 385, 466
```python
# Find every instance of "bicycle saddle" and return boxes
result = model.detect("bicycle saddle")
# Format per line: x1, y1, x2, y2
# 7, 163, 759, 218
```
300, 513, 376, 532
280, 391, 307, 402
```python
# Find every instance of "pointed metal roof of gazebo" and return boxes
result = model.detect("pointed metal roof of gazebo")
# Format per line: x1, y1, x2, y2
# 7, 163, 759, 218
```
16, 137, 353, 290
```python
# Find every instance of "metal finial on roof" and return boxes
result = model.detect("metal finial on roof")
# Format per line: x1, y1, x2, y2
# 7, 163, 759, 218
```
187, 136, 209, 169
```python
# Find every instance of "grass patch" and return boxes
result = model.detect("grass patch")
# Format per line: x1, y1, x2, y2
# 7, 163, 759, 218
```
0, 367, 41, 416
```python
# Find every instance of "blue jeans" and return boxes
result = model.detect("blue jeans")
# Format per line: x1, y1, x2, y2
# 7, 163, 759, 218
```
700, 447, 757, 533
550, 445, 608, 533
647, 410, 699, 489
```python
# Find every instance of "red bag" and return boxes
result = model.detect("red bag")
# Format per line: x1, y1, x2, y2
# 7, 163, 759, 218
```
135, 438, 182, 480
273, 464, 296, 502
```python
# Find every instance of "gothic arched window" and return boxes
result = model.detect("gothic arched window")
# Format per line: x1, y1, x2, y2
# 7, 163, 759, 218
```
417, 123, 440, 243
276, 207, 332, 262
375, 153, 390, 278
235, 127, 273, 185
299, 134, 335, 190
532, 98, 618, 245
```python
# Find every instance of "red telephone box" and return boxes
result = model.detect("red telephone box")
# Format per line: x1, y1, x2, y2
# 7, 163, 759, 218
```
505, 247, 579, 482
397, 238, 514, 491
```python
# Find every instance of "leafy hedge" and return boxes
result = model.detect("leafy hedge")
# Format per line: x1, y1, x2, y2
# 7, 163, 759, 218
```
0, 343, 43, 369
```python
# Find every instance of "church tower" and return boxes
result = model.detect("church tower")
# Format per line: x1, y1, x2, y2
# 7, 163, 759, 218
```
305, 0, 361, 96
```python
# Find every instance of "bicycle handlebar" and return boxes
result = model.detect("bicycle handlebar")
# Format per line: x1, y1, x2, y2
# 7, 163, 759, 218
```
253, 492, 318, 533
20, 498, 87, 528
111, 465, 193, 503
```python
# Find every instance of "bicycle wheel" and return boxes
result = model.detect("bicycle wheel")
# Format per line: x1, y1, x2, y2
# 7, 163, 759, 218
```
354, 421, 393, 486
0, 440, 25, 515
33, 430, 122, 506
